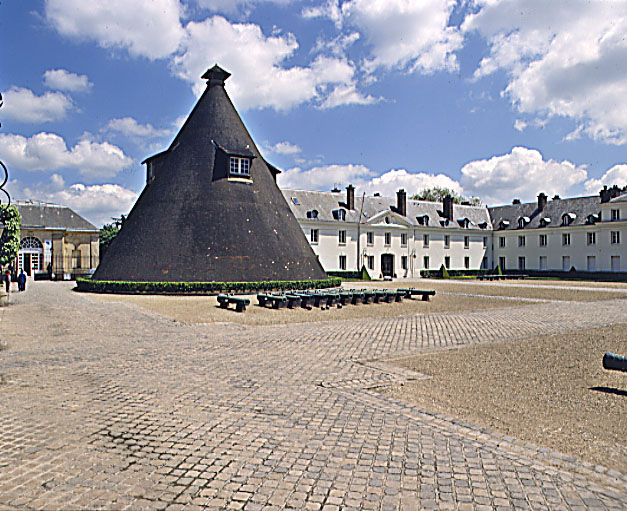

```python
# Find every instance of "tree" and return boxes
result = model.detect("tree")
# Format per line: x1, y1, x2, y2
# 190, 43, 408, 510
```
411, 187, 482, 206
0, 204, 21, 267
99, 215, 125, 257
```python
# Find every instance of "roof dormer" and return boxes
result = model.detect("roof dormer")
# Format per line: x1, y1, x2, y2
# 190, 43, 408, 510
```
561, 212, 576, 226
332, 208, 346, 221
540, 217, 552, 227
499, 219, 510, 229
518, 216, 531, 228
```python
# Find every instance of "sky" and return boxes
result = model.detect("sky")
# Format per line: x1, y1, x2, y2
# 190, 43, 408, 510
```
1, 0, 626, 227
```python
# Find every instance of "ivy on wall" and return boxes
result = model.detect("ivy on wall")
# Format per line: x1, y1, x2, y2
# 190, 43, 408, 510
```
0, 205, 21, 266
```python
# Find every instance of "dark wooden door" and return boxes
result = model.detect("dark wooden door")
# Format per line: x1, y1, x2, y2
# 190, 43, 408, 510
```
381, 254, 394, 277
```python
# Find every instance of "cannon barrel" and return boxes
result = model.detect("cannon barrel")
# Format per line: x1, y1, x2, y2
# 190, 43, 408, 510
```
602, 352, 627, 372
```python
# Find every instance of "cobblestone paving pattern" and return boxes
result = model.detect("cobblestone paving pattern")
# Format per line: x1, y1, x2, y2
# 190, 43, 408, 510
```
0, 282, 625, 510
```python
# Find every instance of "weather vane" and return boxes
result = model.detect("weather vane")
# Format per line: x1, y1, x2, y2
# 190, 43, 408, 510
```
0, 92, 11, 205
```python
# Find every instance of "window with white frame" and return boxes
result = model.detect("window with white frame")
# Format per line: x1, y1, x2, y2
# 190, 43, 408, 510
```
310, 229, 319, 244
229, 156, 250, 176
338, 230, 346, 245
587, 232, 596, 245
423, 234, 429, 247
423, 255, 429, 269
499, 236, 505, 248
367, 255, 374, 270
483, 236, 488, 248
539, 255, 547, 270
539, 234, 547, 247
611, 209, 619, 221
339, 255, 346, 270
384, 232, 391, 246
499, 256, 506, 270
562, 255, 570, 270
444, 256, 450, 269
481, 256, 488, 269
611, 231, 620, 244
518, 235, 525, 247
401, 233, 407, 247
562, 233, 570, 246
401, 255, 407, 270
464, 236, 469, 249
444, 235, 450, 248
464, 256, 470, 269
367, 231, 374, 246
518, 256, 525, 270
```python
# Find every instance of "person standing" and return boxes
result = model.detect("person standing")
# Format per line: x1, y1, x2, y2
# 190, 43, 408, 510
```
4, 269, 11, 293
17, 269, 26, 291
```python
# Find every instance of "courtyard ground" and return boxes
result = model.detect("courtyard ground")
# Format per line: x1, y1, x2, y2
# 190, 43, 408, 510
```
0, 279, 625, 510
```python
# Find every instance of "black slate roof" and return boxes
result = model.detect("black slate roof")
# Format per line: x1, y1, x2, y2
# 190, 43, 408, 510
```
94, 65, 326, 283
282, 189, 492, 230
488, 196, 601, 230
15, 201, 97, 231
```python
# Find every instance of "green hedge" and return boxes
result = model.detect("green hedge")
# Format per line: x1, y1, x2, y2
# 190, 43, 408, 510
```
327, 265, 371, 281
420, 269, 493, 278
75, 277, 342, 295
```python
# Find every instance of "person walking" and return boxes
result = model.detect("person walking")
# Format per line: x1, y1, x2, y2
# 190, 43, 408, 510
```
17, 269, 26, 292
4, 269, 11, 293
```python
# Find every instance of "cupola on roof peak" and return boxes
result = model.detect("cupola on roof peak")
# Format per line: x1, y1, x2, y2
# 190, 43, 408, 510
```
201, 64, 231, 87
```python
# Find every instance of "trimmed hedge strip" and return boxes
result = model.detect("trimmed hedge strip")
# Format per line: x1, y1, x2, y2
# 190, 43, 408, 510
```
420, 269, 493, 278
75, 277, 342, 295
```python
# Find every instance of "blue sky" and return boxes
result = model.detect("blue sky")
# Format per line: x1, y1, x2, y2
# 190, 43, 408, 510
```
1, 0, 626, 226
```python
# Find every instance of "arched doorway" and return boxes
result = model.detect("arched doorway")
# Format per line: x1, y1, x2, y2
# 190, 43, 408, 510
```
19, 236, 44, 276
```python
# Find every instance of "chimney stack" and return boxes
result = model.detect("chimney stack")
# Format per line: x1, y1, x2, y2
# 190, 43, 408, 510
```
396, 189, 407, 216
537, 193, 547, 211
346, 184, 355, 210
443, 196, 454, 221
600, 185, 621, 203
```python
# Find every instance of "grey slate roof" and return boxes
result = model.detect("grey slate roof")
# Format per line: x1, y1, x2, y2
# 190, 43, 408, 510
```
609, 193, 627, 204
281, 189, 492, 230
488, 196, 601, 230
15, 201, 97, 231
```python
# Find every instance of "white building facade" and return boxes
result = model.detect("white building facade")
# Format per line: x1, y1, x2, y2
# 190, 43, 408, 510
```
282, 185, 627, 278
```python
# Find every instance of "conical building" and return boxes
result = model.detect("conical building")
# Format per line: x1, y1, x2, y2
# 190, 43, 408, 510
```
93, 65, 327, 283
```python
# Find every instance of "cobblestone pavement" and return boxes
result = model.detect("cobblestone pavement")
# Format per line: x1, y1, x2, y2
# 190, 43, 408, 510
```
0, 282, 626, 510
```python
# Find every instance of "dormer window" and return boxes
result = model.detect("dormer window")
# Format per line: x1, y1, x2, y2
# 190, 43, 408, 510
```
499, 219, 510, 229
540, 217, 551, 227
586, 214, 599, 225
306, 209, 319, 219
416, 215, 429, 226
458, 218, 470, 228
332, 208, 346, 221
518, 216, 530, 228
478, 221, 488, 229
230, 156, 250, 176
562, 213, 576, 226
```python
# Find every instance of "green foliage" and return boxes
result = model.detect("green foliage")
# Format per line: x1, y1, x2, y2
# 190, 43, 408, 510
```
360, 265, 371, 281
0, 205, 21, 266
439, 264, 450, 279
75, 277, 342, 295
495, 264, 503, 275
411, 187, 482, 206
421, 269, 491, 278
99, 215, 125, 256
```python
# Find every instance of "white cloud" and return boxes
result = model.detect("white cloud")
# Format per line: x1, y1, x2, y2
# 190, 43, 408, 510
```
104, 117, 171, 140
43, 68, 92, 92
19, 174, 138, 227
195, 0, 294, 14
584, 164, 627, 194
320, 83, 379, 108
308, 0, 462, 74
463, 0, 627, 145
278, 163, 463, 198
44, 0, 185, 60
268, 141, 301, 155
0, 132, 132, 179
460, 147, 588, 206
1, 87, 72, 123
173, 17, 363, 110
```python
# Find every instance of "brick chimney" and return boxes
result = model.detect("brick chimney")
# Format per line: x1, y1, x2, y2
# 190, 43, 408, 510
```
600, 185, 621, 203
443, 196, 454, 221
346, 184, 355, 210
396, 189, 407, 216
537, 193, 547, 211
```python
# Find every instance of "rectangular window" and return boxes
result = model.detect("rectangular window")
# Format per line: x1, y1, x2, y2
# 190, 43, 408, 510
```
310, 229, 319, 244
384, 232, 391, 246
611, 209, 619, 221
539, 234, 547, 247
499, 256, 506, 270
367, 255, 374, 270
562, 233, 570, 246
587, 256, 596, 271
562, 255, 570, 271
481, 256, 488, 269
587, 232, 596, 245
401, 255, 408, 270
464, 236, 469, 249
338, 230, 346, 245
518, 235, 526, 247
518, 256, 525, 271
539, 255, 547, 270
464, 256, 470, 269
339, 255, 346, 270
499, 236, 505, 248
483, 236, 488, 248
401, 233, 408, 247
423, 234, 429, 247
611, 255, 621, 271
444, 235, 450, 249
444, 256, 450, 269
229, 156, 250, 176
367, 231, 374, 246
611, 231, 620, 244
423, 255, 429, 269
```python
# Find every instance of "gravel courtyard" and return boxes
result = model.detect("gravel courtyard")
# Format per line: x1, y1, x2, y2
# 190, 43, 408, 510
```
0, 279, 625, 510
